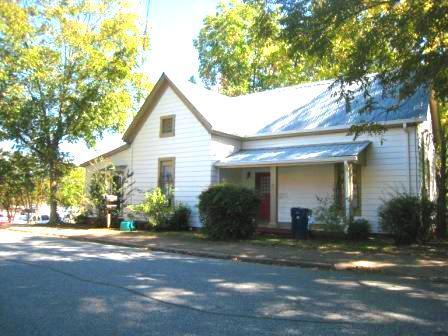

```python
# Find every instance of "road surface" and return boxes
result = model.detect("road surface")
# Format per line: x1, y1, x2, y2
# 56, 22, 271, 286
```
0, 229, 447, 335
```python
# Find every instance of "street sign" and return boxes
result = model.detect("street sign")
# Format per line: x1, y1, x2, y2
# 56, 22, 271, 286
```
105, 195, 118, 202
106, 204, 117, 209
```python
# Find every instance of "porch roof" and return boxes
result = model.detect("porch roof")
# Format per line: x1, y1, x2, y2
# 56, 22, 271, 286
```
215, 141, 371, 167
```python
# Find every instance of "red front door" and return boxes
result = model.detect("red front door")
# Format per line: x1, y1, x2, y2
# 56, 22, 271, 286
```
255, 172, 270, 222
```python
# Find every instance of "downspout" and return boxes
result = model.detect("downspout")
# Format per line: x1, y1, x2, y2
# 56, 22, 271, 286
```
130, 142, 134, 205
415, 128, 419, 196
403, 123, 412, 194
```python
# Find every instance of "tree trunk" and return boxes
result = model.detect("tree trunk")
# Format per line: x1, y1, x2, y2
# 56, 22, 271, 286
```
48, 160, 59, 225
436, 127, 447, 239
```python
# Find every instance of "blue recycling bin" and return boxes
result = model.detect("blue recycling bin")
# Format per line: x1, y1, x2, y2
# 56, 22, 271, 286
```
290, 207, 311, 239
120, 220, 135, 232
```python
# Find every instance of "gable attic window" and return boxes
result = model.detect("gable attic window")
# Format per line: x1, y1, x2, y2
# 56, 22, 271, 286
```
160, 115, 175, 137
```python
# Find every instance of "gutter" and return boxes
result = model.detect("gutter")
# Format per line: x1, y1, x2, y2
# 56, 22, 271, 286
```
215, 155, 360, 168
241, 118, 426, 141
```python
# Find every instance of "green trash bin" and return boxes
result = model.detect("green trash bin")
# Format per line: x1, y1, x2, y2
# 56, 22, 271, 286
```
120, 220, 135, 232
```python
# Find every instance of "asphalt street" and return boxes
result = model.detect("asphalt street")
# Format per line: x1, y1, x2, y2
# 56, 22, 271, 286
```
0, 230, 447, 336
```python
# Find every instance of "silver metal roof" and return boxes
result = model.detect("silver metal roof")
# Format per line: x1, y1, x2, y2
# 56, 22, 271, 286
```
256, 81, 428, 136
170, 74, 428, 137
215, 142, 371, 167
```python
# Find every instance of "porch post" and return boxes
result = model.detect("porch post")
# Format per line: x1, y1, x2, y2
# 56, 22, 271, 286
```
216, 167, 221, 184
344, 161, 353, 222
270, 166, 278, 227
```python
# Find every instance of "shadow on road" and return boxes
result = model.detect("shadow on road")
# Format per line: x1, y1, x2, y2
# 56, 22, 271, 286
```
0, 232, 446, 336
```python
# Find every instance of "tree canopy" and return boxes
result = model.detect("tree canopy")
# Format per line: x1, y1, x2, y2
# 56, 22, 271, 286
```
277, 0, 448, 116
57, 167, 86, 208
194, 0, 337, 96
0, 0, 151, 222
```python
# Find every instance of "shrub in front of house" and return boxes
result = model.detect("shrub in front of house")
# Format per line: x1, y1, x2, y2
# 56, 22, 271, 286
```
130, 188, 172, 230
166, 203, 191, 231
198, 184, 260, 240
378, 193, 435, 245
313, 196, 346, 233
347, 218, 371, 240
129, 188, 191, 230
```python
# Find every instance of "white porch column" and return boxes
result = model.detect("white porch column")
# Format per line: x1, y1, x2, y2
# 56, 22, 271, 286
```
344, 161, 353, 221
216, 167, 221, 184
270, 166, 278, 227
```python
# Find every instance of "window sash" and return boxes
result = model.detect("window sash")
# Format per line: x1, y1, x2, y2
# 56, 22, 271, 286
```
160, 115, 175, 137
158, 158, 175, 192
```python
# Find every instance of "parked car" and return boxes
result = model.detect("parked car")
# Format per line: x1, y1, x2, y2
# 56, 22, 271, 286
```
13, 214, 30, 224
0, 213, 9, 224
13, 214, 50, 225
31, 214, 50, 225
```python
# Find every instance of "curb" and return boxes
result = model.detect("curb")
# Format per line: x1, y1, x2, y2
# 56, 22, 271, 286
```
6, 227, 448, 283
11, 228, 335, 270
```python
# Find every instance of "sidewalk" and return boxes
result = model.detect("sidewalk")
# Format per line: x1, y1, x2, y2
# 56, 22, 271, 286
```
5, 225, 448, 282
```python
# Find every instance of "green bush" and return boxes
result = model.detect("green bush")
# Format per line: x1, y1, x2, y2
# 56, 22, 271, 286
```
198, 184, 260, 240
313, 196, 346, 232
166, 203, 191, 231
130, 188, 191, 231
130, 188, 172, 229
347, 218, 371, 240
75, 213, 88, 225
379, 193, 435, 245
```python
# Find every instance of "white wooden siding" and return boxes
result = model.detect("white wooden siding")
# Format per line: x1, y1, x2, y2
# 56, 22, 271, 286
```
277, 165, 334, 223
210, 135, 241, 184
130, 86, 212, 227
242, 127, 419, 232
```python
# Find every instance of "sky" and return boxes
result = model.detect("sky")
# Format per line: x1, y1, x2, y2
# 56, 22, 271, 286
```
2, 0, 221, 164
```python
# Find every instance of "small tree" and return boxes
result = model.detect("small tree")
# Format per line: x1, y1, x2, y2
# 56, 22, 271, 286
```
87, 162, 137, 225
88, 165, 116, 220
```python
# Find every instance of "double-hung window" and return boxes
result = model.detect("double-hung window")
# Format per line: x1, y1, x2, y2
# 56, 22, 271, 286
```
158, 158, 175, 194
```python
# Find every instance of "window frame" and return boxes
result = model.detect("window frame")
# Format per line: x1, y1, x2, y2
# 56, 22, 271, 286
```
159, 115, 175, 138
158, 157, 175, 192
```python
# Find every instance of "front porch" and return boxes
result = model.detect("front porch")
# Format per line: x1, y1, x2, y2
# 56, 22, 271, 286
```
215, 142, 369, 231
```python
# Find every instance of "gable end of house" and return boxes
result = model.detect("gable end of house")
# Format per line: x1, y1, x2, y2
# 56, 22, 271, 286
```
122, 73, 213, 143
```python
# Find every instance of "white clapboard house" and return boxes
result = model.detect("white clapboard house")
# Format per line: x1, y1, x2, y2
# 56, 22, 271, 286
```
81, 73, 437, 233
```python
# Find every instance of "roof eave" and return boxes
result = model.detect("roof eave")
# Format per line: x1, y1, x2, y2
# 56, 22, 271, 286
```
79, 144, 130, 167
244, 117, 426, 141
215, 155, 360, 168
210, 129, 244, 140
